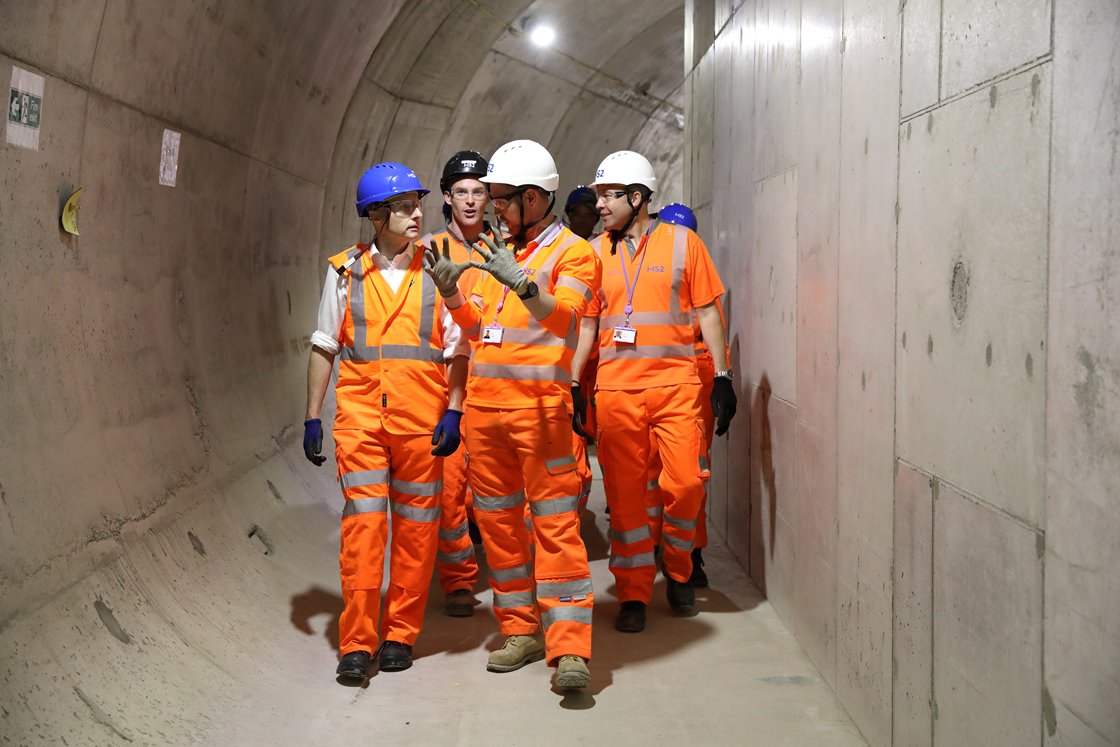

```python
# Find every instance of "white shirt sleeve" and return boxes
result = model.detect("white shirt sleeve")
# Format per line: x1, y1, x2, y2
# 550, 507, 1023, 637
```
441, 302, 471, 361
310, 267, 347, 356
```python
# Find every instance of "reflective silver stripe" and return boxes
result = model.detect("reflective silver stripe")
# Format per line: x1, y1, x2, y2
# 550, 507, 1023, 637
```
340, 469, 389, 489
669, 223, 687, 316
535, 229, 580, 282
554, 275, 593, 301
599, 344, 697, 361
646, 479, 660, 491
471, 363, 571, 383
390, 501, 442, 523
524, 516, 532, 532
530, 494, 580, 517
542, 606, 593, 629
497, 327, 574, 349
464, 323, 481, 337
601, 311, 689, 328
380, 344, 444, 363
389, 478, 443, 497
664, 533, 696, 552
545, 455, 577, 470
474, 489, 526, 512
490, 563, 532, 583
419, 267, 438, 345
342, 496, 388, 517
699, 456, 710, 471
437, 547, 475, 564
494, 590, 535, 609
340, 345, 380, 362
664, 513, 699, 531
439, 521, 469, 542
609, 525, 653, 544
647, 505, 663, 517
609, 552, 656, 568
536, 578, 594, 598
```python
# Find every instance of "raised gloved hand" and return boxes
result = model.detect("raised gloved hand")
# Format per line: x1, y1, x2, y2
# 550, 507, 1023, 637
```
423, 236, 477, 298
711, 377, 738, 436
471, 232, 529, 291
303, 418, 326, 466
431, 408, 463, 456
570, 384, 589, 438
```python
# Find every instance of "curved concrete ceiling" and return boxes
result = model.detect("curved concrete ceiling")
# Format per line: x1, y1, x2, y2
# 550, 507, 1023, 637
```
0, 0, 684, 741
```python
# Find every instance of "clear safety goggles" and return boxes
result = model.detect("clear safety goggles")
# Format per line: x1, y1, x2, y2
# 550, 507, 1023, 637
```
451, 187, 488, 201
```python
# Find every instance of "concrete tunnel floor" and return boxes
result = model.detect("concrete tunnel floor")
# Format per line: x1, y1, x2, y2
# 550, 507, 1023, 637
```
0, 380, 869, 746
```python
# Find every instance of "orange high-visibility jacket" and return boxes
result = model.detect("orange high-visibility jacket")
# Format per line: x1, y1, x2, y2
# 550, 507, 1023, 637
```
588, 221, 725, 390
328, 244, 448, 434
448, 221, 602, 410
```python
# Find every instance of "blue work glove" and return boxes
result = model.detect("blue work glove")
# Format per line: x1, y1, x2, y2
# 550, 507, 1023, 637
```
431, 409, 464, 456
711, 377, 738, 436
303, 418, 326, 466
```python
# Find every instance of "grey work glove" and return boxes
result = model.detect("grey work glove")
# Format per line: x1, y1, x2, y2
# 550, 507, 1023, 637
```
471, 232, 529, 291
423, 236, 476, 298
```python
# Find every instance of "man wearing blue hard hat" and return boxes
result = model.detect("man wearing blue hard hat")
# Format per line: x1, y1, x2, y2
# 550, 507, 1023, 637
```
303, 162, 470, 680
564, 186, 600, 240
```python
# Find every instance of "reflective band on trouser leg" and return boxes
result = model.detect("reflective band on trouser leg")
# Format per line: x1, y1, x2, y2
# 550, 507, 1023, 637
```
464, 404, 539, 635
380, 431, 444, 646
644, 441, 664, 545
436, 440, 479, 595
594, 388, 658, 605
649, 383, 707, 585
516, 405, 593, 664
334, 427, 391, 655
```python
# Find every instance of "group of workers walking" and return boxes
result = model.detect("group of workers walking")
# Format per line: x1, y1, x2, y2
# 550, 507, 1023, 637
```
303, 139, 737, 691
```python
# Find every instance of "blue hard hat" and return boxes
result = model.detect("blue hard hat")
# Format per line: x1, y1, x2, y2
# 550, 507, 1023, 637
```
355, 163, 430, 217
565, 186, 597, 211
658, 202, 697, 232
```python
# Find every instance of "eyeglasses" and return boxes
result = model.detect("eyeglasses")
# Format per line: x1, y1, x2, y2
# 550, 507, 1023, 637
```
596, 190, 628, 203
451, 187, 488, 201
382, 196, 423, 216
490, 187, 526, 211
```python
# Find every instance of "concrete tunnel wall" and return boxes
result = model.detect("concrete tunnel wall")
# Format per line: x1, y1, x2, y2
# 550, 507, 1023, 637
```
681, 0, 1120, 746
0, 0, 690, 743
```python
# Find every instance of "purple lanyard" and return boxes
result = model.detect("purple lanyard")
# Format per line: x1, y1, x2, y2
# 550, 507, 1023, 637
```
493, 219, 563, 321
616, 222, 656, 324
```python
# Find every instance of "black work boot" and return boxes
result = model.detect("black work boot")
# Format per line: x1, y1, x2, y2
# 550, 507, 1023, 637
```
336, 650, 371, 680
379, 641, 414, 672
666, 575, 695, 614
468, 519, 482, 545
614, 601, 647, 632
688, 548, 709, 588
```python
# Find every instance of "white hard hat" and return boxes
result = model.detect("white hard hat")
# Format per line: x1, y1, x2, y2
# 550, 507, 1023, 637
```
481, 140, 559, 192
589, 151, 658, 193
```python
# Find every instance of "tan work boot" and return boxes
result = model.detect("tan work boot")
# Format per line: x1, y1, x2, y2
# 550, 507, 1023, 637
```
555, 654, 591, 689
486, 634, 546, 673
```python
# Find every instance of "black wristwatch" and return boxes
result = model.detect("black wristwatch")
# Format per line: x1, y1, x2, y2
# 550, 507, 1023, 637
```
517, 281, 539, 300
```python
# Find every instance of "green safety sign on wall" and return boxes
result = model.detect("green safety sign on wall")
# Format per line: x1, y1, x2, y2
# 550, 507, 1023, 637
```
8, 66, 45, 151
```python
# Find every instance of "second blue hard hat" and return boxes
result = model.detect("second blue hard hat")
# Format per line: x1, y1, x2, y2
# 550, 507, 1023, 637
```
356, 163, 429, 217
658, 202, 697, 232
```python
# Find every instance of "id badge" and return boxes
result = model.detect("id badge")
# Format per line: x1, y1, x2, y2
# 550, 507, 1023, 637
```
612, 325, 637, 344
482, 324, 504, 344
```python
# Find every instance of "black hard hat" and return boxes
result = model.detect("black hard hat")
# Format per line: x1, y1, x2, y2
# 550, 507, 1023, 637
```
441, 150, 489, 192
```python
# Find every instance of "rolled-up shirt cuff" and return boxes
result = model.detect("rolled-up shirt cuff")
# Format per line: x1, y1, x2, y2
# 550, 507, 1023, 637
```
310, 331, 341, 356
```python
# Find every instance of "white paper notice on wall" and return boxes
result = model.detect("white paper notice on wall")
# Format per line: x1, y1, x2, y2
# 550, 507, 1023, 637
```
7, 67, 45, 151
159, 129, 181, 187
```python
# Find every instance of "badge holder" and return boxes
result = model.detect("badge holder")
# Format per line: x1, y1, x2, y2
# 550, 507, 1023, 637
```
482, 323, 504, 344
612, 325, 636, 344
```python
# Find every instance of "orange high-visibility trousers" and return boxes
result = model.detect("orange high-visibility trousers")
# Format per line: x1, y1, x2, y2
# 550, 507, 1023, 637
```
437, 438, 480, 595
466, 404, 593, 665
597, 384, 710, 601
645, 356, 715, 549
334, 425, 443, 655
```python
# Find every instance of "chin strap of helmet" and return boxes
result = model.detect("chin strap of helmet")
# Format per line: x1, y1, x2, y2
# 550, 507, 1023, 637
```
609, 186, 648, 255
511, 191, 556, 245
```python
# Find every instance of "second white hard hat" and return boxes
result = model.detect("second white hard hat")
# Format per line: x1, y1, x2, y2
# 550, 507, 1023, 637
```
481, 140, 559, 192
589, 150, 658, 193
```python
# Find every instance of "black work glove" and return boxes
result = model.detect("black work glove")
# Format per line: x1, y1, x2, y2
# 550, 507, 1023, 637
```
303, 418, 326, 466
571, 384, 589, 438
711, 377, 738, 437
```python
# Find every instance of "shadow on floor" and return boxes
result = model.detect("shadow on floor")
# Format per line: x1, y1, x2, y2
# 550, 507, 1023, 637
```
290, 586, 343, 654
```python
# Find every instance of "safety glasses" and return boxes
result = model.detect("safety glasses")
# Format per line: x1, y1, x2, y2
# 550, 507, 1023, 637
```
595, 189, 628, 203
382, 196, 424, 216
489, 187, 526, 211
451, 187, 488, 201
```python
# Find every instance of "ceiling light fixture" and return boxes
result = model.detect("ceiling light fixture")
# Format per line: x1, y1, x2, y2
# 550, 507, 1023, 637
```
530, 25, 555, 46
